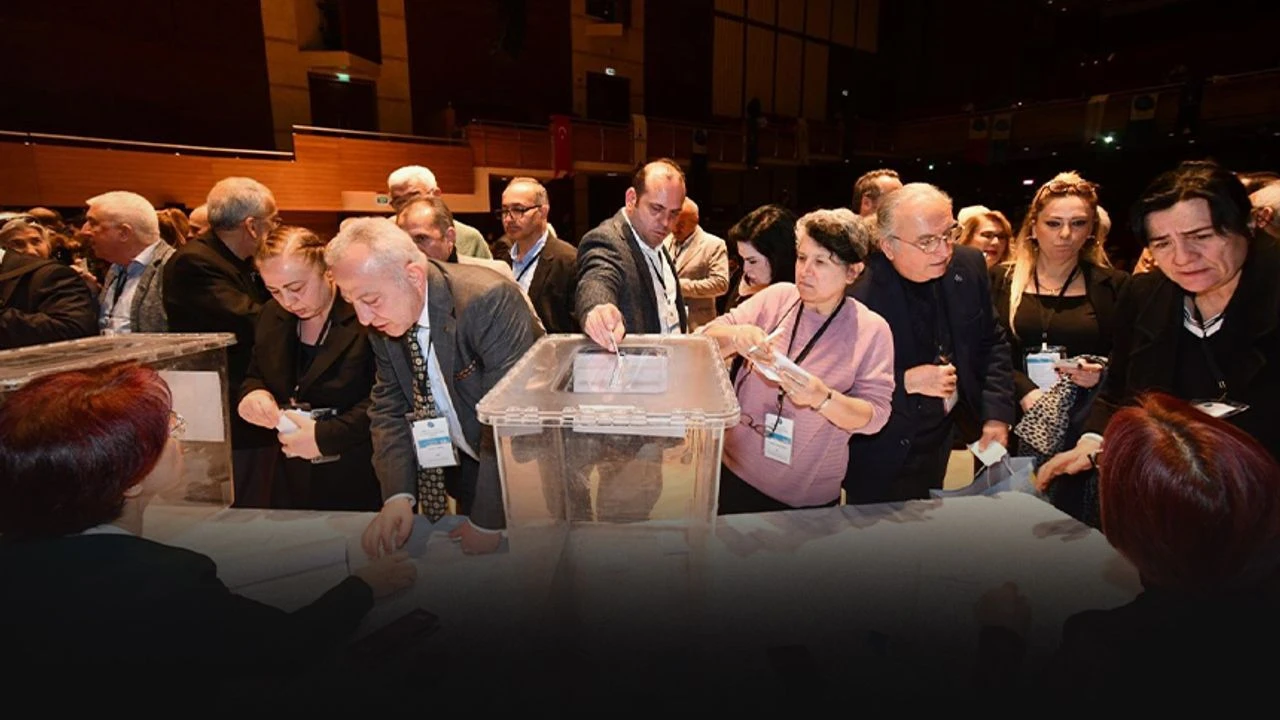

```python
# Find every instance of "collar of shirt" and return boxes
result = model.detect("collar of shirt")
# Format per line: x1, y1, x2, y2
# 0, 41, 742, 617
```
80, 523, 134, 537
416, 279, 431, 331
119, 240, 163, 276
511, 230, 548, 267
670, 227, 697, 257
624, 211, 666, 267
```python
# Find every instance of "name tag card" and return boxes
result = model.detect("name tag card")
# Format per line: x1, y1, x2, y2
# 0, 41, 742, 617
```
763, 413, 795, 465
1025, 345, 1067, 391
412, 417, 459, 468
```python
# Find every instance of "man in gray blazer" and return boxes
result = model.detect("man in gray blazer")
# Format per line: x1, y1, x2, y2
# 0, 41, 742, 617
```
82, 191, 174, 333
327, 218, 542, 557
576, 158, 689, 348
664, 197, 729, 331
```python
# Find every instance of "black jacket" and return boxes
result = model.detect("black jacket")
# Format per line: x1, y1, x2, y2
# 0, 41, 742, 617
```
525, 234, 580, 334
846, 246, 1016, 502
0, 251, 98, 349
240, 297, 381, 511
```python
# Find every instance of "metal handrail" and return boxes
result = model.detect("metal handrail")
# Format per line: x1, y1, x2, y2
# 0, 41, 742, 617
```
0, 130, 293, 159
291, 124, 466, 146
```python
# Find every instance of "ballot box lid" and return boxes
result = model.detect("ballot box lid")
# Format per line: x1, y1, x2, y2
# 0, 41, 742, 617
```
0, 333, 235, 390
477, 334, 740, 430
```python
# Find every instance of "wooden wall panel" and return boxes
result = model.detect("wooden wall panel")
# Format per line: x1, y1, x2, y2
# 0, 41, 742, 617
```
0, 134, 475, 211
832, 0, 857, 47
747, 0, 775, 23
745, 26, 777, 114
777, 0, 805, 31
857, 0, 879, 53
715, 0, 745, 15
775, 35, 804, 118
713, 18, 745, 117
805, 0, 831, 40
803, 42, 830, 120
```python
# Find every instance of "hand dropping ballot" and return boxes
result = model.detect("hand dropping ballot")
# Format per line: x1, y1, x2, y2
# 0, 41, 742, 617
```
572, 346, 670, 394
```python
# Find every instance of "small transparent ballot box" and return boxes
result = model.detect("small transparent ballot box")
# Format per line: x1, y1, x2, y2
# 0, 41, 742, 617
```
476, 334, 741, 544
0, 333, 237, 506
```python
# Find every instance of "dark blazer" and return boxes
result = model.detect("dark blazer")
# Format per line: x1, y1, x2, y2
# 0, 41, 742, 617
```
526, 234, 580, 334
0, 251, 99, 349
1086, 234, 1280, 460
575, 209, 688, 335
163, 234, 272, 447
990, 261, 1128, 401
99, 241, 175, 333
846, 245, 1016, 501
368, 260, 544, 530
0, 533, 372, 678
240, 297, 381, 511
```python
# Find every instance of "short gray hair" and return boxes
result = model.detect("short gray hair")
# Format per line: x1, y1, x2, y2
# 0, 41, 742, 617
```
206, 177, 274, 232
396, 196, 454, 235
86, 191, 160, 241
1252, 185, 1280, 229
387, 165, 438, 192
877, 182, 953, 245
797, 208, 871, 264
325, 216, 427, 280
505, 176, 548, 206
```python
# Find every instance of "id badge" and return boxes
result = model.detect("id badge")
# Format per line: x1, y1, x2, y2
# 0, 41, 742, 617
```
763, 413, 794, 465
1191, 399, 1249, 420
1025, 345, 1066, 391
411, 416, 459, 469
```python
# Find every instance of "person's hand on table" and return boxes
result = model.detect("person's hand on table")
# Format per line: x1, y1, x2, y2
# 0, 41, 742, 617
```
1034, 436, 1101, 491
362, 497, 415, 558
449, 519, 502, 555
353, 551, 417, 598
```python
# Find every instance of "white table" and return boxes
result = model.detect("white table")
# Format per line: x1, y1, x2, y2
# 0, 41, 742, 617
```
143, 491, 1141, 693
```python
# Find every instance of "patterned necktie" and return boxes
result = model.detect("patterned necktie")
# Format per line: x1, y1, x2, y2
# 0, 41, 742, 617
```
404, 325, 449, 521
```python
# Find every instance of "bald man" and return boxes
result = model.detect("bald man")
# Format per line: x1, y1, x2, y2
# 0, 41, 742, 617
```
664, 197, 728, 330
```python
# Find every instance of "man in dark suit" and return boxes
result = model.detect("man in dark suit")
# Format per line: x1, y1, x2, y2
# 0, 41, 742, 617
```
0, 246, 98, 349
82, 190, 174, 333
326, 218, 542, 556
577, 158, 689, 348
163, 176, 278, 506
846, 182, 1015, 504
499, 177, 580, 333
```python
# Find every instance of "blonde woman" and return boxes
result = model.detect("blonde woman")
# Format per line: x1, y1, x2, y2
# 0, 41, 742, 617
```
959, 206, 1015, 268
989, 173, 1129, 488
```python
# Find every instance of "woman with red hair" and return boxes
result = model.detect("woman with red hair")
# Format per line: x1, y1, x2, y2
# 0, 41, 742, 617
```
0, 362, 415, 699
976, 392, 1280, 700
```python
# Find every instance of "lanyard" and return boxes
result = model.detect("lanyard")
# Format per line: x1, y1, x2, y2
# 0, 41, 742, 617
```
772, 297, 847, 414
931, 280, 952, 363
109, 267, 129, 306
1032, 263, 1081, 350
292, 312, 334, 402
1188, 297, 1229, 401
513, 245, 543, 283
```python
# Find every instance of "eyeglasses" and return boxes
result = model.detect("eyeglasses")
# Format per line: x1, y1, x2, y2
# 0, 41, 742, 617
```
494, 205, 540, 220
889, 223, 962, 254
741, 411, 785, 439
169, 410, 187, 439
1043, 179, 1099, 195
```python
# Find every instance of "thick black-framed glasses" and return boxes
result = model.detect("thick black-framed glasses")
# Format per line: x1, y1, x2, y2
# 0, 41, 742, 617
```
494, 205, 540, 220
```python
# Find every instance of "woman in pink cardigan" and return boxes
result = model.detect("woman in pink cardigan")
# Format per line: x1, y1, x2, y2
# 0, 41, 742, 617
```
704, 209, 895, 514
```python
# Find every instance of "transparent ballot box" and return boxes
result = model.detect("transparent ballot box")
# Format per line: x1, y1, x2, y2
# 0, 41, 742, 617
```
0, 333, 237, 507
476, 334, 741, 547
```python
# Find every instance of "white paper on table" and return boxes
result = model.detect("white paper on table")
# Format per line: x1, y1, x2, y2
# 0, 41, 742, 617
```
158, 370, 225, 442
211, 535, 350, 589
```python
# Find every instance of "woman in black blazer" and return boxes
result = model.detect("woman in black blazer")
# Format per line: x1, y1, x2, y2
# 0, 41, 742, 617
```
0, 362, 414, 703
238, 226, 381, 511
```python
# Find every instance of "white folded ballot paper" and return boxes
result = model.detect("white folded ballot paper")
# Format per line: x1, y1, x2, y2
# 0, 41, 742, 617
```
572, 346, 670, 394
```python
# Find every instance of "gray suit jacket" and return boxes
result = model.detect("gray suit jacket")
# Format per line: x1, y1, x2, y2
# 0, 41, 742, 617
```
575, 209, 688, 334
100, 242, 175, 333
367, 260, 543, 530
665, 226, 728, 330
453, 220, 493, 260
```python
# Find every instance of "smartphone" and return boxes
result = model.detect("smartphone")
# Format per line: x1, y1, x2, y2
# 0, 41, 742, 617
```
347, 608, 440, 659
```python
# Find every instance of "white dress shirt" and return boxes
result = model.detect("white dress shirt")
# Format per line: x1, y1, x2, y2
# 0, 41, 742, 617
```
101, 240, 164, 334
510, 230, 548, 294
623, 212, 682, 335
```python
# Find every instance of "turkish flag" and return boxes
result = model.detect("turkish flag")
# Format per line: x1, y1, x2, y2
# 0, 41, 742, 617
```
551, 115, 573, 178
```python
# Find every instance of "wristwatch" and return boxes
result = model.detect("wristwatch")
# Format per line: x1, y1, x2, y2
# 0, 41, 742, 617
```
816, 389, 834, 412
